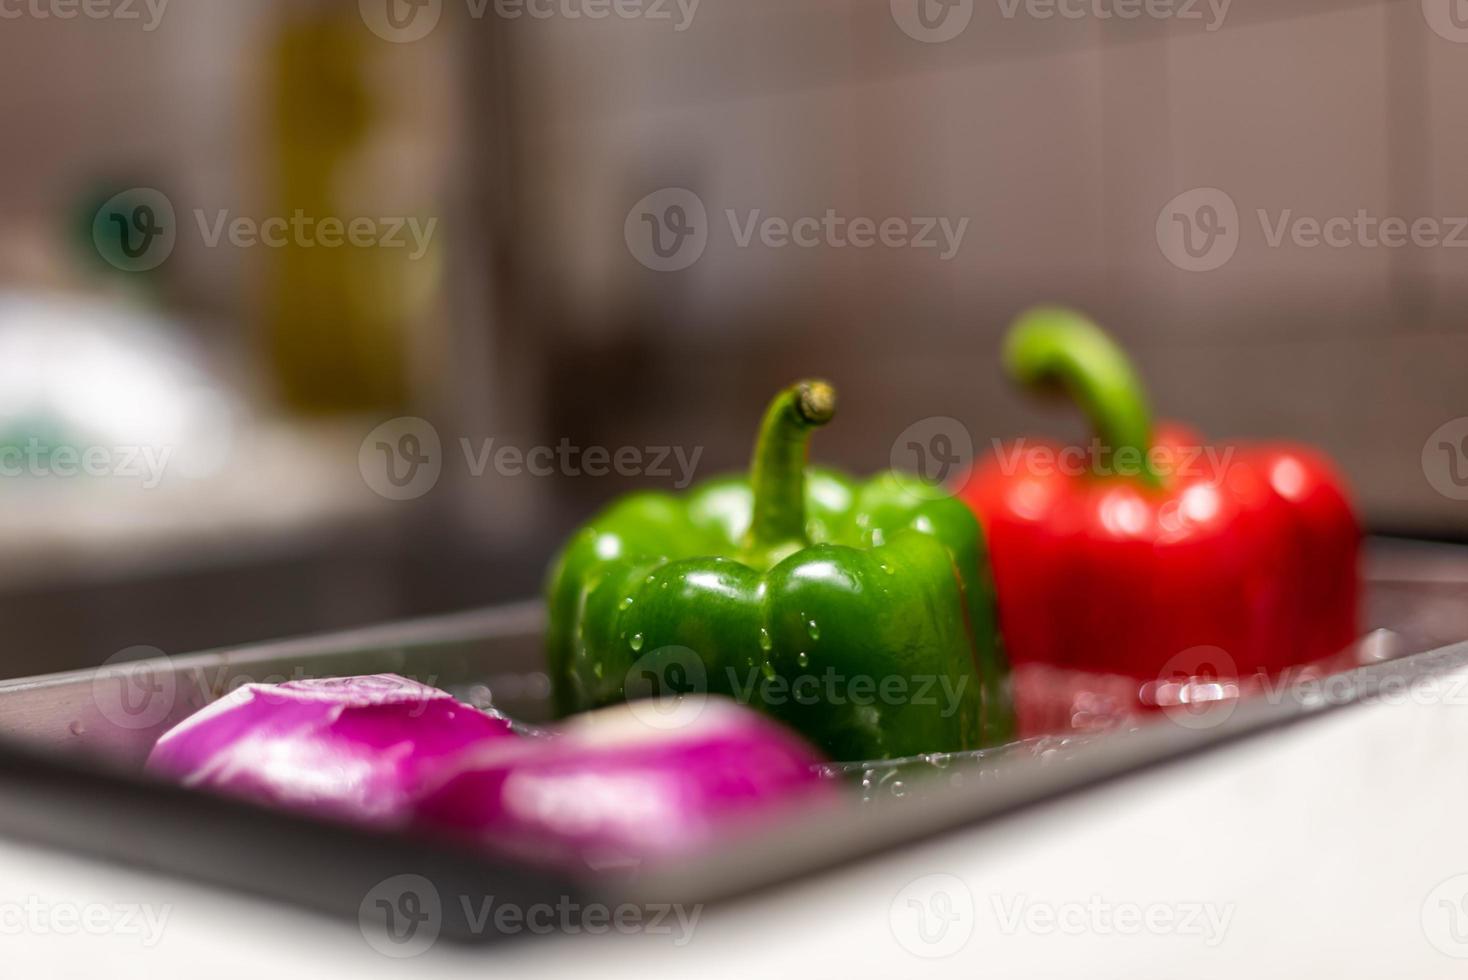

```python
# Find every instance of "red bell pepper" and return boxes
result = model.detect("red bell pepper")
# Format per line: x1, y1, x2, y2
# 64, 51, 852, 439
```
957, 308, 1360, 734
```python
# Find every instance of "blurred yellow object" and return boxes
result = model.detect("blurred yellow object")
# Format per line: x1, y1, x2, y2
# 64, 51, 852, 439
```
263, 9, 417, 415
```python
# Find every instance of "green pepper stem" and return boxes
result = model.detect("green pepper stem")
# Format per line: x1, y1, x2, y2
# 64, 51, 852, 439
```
743, 380, 836, 558
1004, 307, 1161, 488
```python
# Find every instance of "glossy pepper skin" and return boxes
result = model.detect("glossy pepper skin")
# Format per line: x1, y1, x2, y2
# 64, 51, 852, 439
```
547, 381, 1012, 761
957, 309, 1359, 721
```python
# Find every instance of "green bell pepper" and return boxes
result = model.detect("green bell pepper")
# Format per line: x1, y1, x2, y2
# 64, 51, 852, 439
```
545, 381, 1012, 761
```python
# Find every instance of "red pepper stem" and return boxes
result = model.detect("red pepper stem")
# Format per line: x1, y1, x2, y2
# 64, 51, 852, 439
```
1004, 308, 1163, 489
743, 381, 836, 562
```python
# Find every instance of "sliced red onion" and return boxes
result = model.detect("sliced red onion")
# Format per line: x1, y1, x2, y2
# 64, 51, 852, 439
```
145, 674, 516, 826
413, 698, 837, 869
148, 677, 835, 868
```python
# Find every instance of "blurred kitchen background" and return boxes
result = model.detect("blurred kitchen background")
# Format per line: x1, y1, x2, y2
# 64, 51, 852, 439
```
0, 0, 1460, 675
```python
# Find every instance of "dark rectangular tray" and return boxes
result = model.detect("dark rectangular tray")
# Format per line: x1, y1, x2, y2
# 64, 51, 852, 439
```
0, 537, 1462, 942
